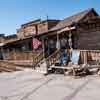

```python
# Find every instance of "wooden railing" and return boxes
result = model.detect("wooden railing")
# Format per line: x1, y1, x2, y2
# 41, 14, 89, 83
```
79, 50, 100, 65
33, 50, 60, 69
46, 49, 100, 66
33, 49, 100, 69
33, 51, 44, 69
46, 50, 60, 66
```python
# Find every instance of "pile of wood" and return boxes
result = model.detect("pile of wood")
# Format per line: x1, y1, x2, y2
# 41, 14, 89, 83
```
0, 60, 23, 72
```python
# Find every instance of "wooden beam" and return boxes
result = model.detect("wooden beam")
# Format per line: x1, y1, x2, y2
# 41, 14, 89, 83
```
57, 26, 76, 34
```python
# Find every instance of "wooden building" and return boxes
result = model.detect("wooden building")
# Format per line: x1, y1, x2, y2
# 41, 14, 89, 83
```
34, 8, 100, 55
0, 8, 100, 60
17, 19, 60, 39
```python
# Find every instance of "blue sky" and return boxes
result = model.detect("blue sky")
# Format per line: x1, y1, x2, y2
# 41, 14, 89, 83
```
0, 0, 99, 35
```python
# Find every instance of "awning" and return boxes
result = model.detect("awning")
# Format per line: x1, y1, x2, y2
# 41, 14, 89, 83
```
57, 26, 76, 34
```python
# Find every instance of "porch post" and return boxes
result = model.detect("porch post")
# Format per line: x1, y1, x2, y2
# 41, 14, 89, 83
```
56, 33, 60, 50
84, 51, 87, 65
42, 37, 49, 75
1, 47, 4, 60
68, 28, 72, 62
68, 29, 72, 49
42, 37, 45, 58
47, 37, 50, 56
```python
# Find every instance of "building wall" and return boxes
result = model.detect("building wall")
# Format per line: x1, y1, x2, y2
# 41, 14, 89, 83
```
48, 20, 60, 30
77, 25, 100, 50
0, 37, 5, 43
37, 22, 48, 34
17, 20, 60, 39
17, 26, 36, 38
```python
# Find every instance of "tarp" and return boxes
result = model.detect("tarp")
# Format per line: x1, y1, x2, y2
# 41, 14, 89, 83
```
71, 50, 80, 64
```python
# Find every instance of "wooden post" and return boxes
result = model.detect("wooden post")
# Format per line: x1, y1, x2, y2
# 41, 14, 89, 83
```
42, 37, 45, 59
1, 47, 4, 60
68, 29, 72, 62
68, 30, 72, 49
47, 38, 50, 56
42, 37, 49, 75
56, 33, 60, 50
13, 48, 16, 60
6, 48, 10, 60
84, 51, 87, 65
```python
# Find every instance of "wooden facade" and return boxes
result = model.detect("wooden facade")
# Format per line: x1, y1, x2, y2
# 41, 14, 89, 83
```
77, 17, 100, 50
0, 8, 100, 60
17, 19, 60, 39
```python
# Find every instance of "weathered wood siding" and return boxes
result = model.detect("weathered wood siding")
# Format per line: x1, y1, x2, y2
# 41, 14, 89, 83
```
79, 50, 100, 65
5, 51, 41, 60
17, 26, 36, 38
77, 26, 100, 50
17, 20, 60, 39
37, 22, 48, 34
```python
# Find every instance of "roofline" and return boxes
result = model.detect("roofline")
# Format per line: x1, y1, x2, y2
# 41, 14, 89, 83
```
91, 8, 99, 16
21, 19, 60, 27
21, 19, 41, 27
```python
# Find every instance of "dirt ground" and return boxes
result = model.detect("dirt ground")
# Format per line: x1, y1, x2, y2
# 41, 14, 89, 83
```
0, 69, 100, 100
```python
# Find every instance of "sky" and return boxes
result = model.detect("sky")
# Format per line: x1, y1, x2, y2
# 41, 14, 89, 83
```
0, 0, 100, 35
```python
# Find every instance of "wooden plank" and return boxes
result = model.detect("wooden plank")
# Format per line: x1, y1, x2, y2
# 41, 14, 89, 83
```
50, 65, 100, 70
0, 67, 13, 72
57, 26, 76, 34
50, 65, 74, 70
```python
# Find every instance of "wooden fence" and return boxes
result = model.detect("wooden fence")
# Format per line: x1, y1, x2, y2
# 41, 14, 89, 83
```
5, 51, 41, 60
79, 50, 100, 65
